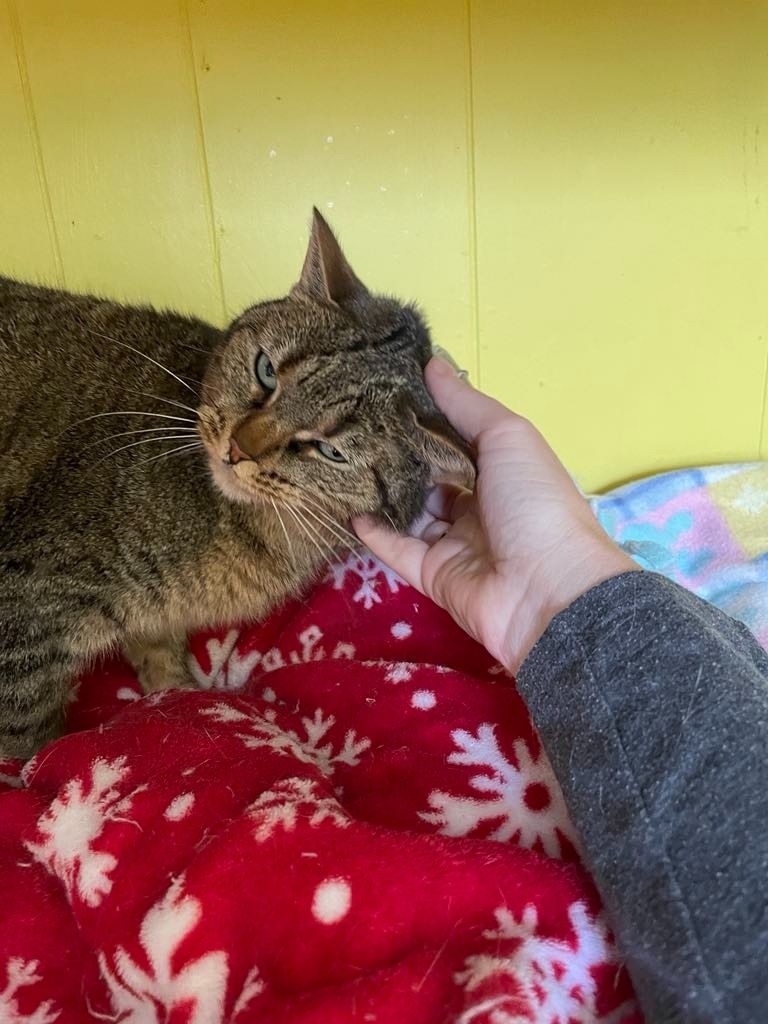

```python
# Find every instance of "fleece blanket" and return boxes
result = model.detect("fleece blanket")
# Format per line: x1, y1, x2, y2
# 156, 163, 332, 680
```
591, 462, 768, 649
3, 460, 765, 1023
0, 549, 640, 1024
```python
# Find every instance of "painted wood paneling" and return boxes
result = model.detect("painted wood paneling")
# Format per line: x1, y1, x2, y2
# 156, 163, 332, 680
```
0, 0, 61, 285
1, 1, 765, 488
187, 0, 477, 375
12, 0, 223, 320
471, 1, 768, 489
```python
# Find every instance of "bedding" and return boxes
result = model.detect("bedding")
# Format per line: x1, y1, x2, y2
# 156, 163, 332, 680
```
591, 462, 768, 649
2, 461, 765, 1023
0, 552, 638, 1023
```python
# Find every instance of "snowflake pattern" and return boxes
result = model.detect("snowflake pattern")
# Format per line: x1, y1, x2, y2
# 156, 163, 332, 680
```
455, 902, 636, 1024
420, 726, 577, 858
0, 960, 59, 1024
192, 625, 355, 690
247, 777, 349, 842
99, 877, 231, 1023
200, 703, 371, 778
26, 757, 143, 907
328, 551, 404, 609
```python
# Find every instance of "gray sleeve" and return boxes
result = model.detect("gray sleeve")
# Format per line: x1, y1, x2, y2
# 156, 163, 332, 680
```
517, 570, 768, 1024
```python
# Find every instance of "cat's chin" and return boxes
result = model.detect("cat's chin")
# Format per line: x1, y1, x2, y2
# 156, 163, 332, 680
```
207, 458, 262, 506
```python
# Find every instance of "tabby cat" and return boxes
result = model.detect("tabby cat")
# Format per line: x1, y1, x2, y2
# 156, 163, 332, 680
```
0, 210, 473, 759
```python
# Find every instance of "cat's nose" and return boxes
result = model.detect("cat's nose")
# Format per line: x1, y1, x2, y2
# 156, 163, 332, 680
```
228, 437, 250, 464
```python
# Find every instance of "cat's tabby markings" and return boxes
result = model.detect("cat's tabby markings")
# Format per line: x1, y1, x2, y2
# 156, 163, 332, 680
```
0, 210, 473, 758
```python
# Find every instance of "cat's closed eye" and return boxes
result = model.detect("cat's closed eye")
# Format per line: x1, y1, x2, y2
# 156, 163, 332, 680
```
254, 350, 277, 392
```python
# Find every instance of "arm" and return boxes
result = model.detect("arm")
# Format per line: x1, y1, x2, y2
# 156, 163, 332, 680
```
519, 569, 768, 1023
355, 358, 768, 1022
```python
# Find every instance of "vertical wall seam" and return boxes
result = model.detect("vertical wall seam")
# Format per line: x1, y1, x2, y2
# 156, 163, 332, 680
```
758, 341, 768, 458
464, 0, 481, 384
181, 0, 227, 323
7, 0, 65, 286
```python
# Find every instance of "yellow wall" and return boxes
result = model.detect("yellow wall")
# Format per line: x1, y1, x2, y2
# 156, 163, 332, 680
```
2, 1, 766, 490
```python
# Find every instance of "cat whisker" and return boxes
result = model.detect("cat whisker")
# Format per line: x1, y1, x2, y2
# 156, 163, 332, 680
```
81, 326, 198, 395
134, 441, 203, 467
296, 501, 359, 558
65, 410, 196, 433
270, 499, 297, 573
83, 426, 198, 451
128, 390, 200, 417
295, 493, 360, 548
94, 434, 199, 467
284, 504, 340, 568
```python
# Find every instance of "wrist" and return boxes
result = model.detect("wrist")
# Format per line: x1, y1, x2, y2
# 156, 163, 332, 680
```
503, 536, 639, 674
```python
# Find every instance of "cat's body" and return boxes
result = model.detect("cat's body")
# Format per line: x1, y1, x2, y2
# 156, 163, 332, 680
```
0, 212, 472, 758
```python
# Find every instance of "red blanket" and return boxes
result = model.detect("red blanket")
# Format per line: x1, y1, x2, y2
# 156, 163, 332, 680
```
0, 553, 640, 1023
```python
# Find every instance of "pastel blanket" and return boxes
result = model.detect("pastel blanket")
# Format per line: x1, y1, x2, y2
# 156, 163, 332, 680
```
0, 551, 639, 1024
592, 462, 768, 649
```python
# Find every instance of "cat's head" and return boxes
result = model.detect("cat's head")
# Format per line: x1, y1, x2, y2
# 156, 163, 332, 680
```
197, 209, 474, 531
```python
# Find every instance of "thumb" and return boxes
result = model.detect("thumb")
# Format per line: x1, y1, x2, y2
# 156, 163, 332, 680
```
351, 516, 429, 595
426, 356, 515, 444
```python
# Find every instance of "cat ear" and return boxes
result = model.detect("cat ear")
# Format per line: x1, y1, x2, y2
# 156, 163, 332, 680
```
290, 208, 369, 306
412, 408, 476, 488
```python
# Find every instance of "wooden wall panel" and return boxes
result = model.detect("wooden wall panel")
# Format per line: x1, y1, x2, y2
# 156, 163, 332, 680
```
0, 0, 61, 285
13, 0, 223, 320
470, 0, 768, 489
187, 0, 477, 375
1, 2, 765, 487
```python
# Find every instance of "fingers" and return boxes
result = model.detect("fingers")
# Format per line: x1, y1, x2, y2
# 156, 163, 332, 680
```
421, 519, 450, 544
425, 357, 521, 444
351, 516, 428, 594
424, 483, 473, 523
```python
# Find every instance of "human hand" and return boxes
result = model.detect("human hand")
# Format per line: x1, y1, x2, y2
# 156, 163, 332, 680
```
353, 358, 638, 673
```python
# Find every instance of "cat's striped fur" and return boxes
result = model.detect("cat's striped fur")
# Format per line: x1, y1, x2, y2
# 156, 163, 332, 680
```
0, 211, 472, 758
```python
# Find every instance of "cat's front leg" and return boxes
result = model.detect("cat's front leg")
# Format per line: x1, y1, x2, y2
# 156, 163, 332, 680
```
123, 634, 196, 694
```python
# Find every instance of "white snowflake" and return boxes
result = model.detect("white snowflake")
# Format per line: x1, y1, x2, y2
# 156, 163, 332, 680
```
385, 661, 417, 684
232, 967, 266, 1019
0, 959, 59, 1024
99, 876, 229, 1023
455, 902, 636, 1024
26, 757, 144, 907
328, 550, 404, 609
419, 726, 577, 858
191, 625, 355, 691
191, 629, 240, 689
247, 776, 349, 842
201, 704, 371, 778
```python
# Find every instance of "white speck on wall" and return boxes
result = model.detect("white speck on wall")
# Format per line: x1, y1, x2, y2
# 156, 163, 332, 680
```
354, 125, 360, 132
403, 113, 411, 119
268, 149, 277, 158
262, 687, 276, 702
164, 792, 195, 822
312, 877, 351, 924
326, 135, 334, 143
379, 185, 388, 192
411, 689, 436, 710
388, 128, 396, 135
391, 621, 412, 640
326, 201, 335, 209
345, 180, 351, 187
417, 192, 424, 199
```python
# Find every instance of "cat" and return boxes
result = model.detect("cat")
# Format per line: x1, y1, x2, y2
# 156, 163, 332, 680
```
0, 209, 473, 759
